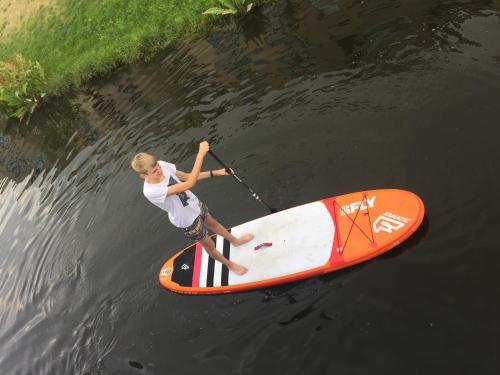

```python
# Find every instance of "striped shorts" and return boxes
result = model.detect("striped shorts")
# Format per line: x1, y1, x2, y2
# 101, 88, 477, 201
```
181, 202, 209, 241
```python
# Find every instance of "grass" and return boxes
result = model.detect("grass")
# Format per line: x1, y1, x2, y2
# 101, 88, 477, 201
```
0, 0, 240, 94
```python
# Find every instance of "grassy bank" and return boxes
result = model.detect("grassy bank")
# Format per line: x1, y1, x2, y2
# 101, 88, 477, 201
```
0, 0, 237, 94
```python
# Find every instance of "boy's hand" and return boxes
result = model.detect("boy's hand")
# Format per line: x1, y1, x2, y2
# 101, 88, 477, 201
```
216, 168, 234, 176
198, 141, 209, 156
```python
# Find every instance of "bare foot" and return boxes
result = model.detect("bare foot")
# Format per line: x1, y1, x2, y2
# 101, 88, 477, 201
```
229, 263, 248, 275
232, 233, 254, 247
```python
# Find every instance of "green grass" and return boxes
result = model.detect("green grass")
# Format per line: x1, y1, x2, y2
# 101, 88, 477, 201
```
0, 0, 233, 94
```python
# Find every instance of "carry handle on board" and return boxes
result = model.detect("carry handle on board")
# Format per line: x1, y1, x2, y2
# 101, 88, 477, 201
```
208, 150, 277, 213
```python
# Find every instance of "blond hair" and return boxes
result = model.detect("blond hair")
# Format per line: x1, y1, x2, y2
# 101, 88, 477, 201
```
131, 152, 157, 174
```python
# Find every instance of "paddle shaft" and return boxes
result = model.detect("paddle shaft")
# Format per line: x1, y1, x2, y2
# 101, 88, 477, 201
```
208, 150, 277, 213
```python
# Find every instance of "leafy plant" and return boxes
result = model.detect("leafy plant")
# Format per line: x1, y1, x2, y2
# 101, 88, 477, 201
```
0, 54, 47, 123
203, 0, 254, 16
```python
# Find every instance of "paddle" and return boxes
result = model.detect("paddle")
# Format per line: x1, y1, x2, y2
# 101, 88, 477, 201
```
208, 150, 278, 213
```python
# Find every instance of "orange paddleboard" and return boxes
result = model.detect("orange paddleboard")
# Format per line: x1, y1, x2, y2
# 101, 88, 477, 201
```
159, 189, 425, 294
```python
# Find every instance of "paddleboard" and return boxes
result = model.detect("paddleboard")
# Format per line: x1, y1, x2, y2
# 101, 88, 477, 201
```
159, 189, 424, 294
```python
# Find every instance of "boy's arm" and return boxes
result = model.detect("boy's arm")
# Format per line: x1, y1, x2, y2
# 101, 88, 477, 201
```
175, 170, 191, 181
176, 168, 231, 181
166, 142, 209, 196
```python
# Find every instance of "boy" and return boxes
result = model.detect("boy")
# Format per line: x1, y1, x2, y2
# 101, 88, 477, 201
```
131, 141, 252, 275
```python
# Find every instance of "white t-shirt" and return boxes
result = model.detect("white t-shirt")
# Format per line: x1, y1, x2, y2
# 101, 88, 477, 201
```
143, 161, 201, 228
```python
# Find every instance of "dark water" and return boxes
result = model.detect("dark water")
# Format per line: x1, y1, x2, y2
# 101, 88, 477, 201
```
1, 0, 500, 373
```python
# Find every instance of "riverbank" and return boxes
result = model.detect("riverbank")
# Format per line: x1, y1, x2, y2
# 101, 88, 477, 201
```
0, 0, 258, 95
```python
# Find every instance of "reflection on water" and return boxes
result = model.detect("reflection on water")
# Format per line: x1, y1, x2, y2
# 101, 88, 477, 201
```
1, 0, 500, 373
3, 0, 497, 182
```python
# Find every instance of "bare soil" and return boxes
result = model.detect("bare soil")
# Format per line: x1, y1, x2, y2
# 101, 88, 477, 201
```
0, 0, 58, 37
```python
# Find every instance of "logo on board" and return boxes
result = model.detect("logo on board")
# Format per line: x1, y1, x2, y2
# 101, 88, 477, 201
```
340, 196, 377, 215
181, 264, 190, 270
373, 212, 411, 233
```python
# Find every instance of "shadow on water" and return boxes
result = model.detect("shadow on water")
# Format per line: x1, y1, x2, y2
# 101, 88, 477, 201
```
278, 298, 320, 325
238, 6, 270, 46
128, 360, 143, 370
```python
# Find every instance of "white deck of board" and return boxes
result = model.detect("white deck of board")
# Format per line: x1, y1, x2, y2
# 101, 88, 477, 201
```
220, 201, 335, 286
